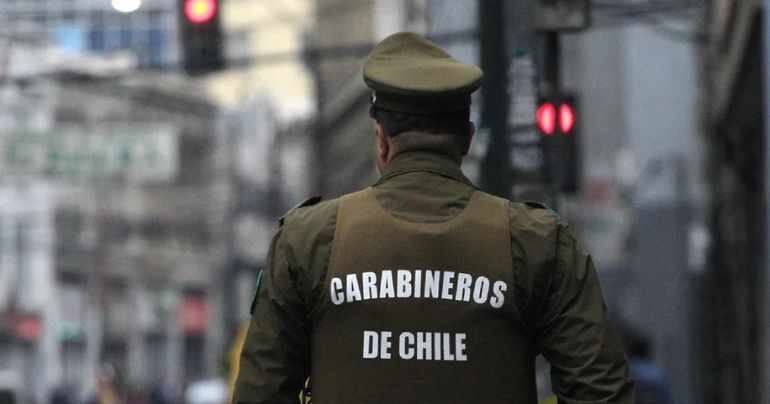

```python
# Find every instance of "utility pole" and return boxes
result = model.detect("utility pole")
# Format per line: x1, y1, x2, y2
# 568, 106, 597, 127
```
542, 33, 561, 92
302, 36, 326, 196
762, 3, 770, 402
82, 192, 107, 402
540, 32, 561, 201
478, 0, 511, 199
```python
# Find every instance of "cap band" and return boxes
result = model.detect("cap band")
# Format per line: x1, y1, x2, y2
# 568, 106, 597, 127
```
372, 92, 471, 114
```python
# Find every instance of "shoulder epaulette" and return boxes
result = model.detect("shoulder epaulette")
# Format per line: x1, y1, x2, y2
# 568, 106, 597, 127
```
523, 200, 548, 210
279, 195, 323, 226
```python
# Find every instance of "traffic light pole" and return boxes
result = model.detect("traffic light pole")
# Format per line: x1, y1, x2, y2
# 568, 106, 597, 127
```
478, 0, 511, 199
543, 32, 561, 93
541, 32, 562, 204
759, 0, 770, 404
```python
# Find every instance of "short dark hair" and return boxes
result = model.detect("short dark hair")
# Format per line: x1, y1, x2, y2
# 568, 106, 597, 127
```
369, 105, 471, 138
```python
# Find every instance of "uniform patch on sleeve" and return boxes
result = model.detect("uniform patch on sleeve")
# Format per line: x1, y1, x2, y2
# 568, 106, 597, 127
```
279, 195, 322, 226
549, 209, 562, 221
249, 270, 264, 315
524, 200, 561, 220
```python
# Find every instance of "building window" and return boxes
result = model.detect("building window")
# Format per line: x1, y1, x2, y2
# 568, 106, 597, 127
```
148, 27, 165, 67
62, 11, 75, 24
91, 11, 105, 26
120, 29, 132, 48
89, 28, 105, 52
148, 9, 163, 26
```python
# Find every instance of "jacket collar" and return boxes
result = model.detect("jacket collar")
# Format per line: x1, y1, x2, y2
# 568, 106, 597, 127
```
375, 150, 476, 188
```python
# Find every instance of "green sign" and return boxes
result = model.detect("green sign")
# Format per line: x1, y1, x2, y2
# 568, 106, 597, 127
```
0, 125, 178, 182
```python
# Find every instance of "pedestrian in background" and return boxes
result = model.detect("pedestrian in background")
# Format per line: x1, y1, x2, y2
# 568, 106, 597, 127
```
233, 32, 634, 404
50, 385, 74, 404
618, 323, 671, 404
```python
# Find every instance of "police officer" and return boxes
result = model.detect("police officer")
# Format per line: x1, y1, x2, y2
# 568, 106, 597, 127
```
233, 32, 635, 404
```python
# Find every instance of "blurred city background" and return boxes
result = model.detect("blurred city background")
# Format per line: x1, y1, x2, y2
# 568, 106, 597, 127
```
0, 0, 764, 403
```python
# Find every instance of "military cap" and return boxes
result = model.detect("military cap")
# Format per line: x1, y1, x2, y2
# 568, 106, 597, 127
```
364, 32, 484, 113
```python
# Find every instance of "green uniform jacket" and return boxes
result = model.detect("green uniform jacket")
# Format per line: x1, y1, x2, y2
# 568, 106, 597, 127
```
233, 151, 635, 404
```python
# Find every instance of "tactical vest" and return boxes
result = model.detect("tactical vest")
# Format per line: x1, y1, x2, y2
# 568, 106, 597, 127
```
310, 188, 537, 403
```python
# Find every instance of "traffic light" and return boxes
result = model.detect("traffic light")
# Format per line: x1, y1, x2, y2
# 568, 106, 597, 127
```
537, 95, 580, 193
179, 0, 224, 74
536, 98, 576, 137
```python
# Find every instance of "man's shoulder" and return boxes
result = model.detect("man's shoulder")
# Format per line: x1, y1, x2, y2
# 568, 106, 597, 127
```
506, 199, 562, 239
468, 190, 562, 240
278, 196, 340, 261
509, 200, 560, 220
281, 196, 339, 229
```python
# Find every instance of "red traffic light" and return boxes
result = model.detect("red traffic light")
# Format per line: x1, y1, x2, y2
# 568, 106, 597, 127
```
185, 0, 217, 24
559, 103, 575, 134
537, 99, 576, 135
536, 102, 557, 136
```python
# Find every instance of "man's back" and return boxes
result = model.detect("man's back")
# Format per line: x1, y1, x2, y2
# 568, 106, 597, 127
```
311, 161, 534, 402
234, 151, 634, 403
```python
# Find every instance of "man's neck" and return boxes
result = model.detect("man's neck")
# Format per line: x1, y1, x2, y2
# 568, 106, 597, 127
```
387, 131, 465, 165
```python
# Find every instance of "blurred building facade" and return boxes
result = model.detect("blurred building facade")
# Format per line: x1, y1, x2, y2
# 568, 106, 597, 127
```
0, 0, 180, 69
308, 0, 380, 197
0, 1, 321, 402
50, 73, 228, 402
216, 0, 313, 118
223, 92, 312, 341
0, 180, 57, 404
0, 55, 231, 403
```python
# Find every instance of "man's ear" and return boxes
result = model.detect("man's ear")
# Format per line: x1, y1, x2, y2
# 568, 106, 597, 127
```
375, 123, 390, 166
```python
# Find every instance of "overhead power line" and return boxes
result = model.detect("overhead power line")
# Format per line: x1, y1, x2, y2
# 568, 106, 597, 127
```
0, 28, 478, 82
175, 28, 477, 69
592, 0, 707, 19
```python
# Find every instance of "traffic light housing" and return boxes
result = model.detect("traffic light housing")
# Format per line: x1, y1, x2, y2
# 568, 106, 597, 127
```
537, 95, 580, 193
179, 0, 224, 74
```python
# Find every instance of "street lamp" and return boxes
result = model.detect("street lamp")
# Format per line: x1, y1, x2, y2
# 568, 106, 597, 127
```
111, 0, 142, 13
